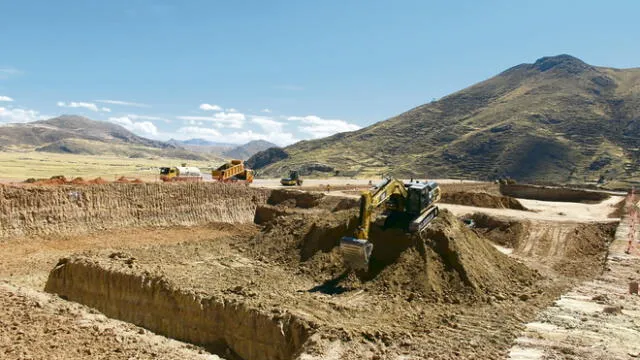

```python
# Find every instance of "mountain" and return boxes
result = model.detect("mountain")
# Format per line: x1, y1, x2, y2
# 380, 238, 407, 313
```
248, 55, 640, 184
222, 140, 278, 160
0, 115, 210, 160
0, 115, 172, 148
168, 138, 236, 147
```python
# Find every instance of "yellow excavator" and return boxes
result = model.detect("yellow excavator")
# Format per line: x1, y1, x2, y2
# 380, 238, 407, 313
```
340, 178, 441, 270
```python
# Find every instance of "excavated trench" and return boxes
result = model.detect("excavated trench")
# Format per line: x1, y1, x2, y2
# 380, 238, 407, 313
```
45, 257, 311, 360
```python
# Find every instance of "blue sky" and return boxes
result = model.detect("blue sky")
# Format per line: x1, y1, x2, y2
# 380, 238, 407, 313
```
1, 0, 639, 145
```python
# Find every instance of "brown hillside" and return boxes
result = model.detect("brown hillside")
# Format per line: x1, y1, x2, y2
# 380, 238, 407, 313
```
250, 55, 640, 184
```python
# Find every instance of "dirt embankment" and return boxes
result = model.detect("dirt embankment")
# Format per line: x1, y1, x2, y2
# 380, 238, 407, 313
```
0, 183, 268, 241
45, 256, 310, 360
470, 213, 618, 279
499, 183, 610, 203
441, 191, 527, 210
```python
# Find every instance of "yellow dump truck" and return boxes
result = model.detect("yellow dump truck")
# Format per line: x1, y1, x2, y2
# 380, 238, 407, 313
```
211, 160, 254, 184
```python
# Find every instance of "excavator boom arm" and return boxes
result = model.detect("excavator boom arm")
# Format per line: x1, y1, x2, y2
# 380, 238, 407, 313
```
342, 178, 409, 270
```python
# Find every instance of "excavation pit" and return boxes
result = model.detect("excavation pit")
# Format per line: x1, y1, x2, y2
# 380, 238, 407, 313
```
43, 191, 560, 359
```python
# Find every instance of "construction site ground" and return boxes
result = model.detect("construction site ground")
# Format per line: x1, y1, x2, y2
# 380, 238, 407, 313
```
0, 180, 636, 359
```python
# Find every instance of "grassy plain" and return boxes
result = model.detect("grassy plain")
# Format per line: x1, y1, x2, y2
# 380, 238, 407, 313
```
0, 151, 217, 182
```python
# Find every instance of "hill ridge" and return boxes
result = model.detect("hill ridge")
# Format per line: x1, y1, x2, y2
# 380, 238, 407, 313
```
248, 54, 640, 185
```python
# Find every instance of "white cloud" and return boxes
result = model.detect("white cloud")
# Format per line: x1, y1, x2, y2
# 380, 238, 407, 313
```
227, 108, 238, 112
172, 125, 296, 146
95, 99, 150, 108
57, 101, 111, 113
0, 68, 21, 80
199, 103, 222, 111
251, 116, 284, 132
177, 112, 245, 129
0, 107, 46, 123
0, 96, 14, 102
109, 116, 158, 136
261, 108, 272, 113
127, 114, 170, 123
222, 130, 297, 146
177, 126, 222, 138
287, 115, 360, 138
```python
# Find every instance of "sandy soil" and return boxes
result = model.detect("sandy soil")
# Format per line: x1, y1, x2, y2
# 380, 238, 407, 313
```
0, 225, 253, 360
0, 281, 220, 360
0, 183, 631, 359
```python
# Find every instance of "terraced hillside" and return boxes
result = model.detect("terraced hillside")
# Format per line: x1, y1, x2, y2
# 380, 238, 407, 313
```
250, 55, 640, 184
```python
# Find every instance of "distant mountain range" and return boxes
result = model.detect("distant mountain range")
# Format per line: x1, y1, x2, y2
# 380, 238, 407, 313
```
168, 138, 278, 160
0, 115, 278, 162
248, 55, 640, 185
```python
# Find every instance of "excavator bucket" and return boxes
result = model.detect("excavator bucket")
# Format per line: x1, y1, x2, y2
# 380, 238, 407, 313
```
340, 237, 374, 271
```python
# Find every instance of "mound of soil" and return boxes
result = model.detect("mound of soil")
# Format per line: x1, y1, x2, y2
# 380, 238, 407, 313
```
266, 189, 358, 212
470, 212, 618, 280
470, 213, 529, 247
500, 183, 610, 203
553, 222, 617, 279
358, 211, 539, 303
251, 206, 540, 304
608, 198, 627, 218
441, 191, 527, 210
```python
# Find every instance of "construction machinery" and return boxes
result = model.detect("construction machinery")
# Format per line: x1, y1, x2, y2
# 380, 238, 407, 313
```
212, 160, 254, 184
159, 166, 203, 182
340, 178, 441, 270
280, 170, 303, 186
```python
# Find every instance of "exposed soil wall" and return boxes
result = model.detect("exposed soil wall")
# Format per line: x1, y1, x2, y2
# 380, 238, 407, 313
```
0, 183, 269, 241
499, 184, 610, 203
45, 256, 312, 360
470, 213, 618, 279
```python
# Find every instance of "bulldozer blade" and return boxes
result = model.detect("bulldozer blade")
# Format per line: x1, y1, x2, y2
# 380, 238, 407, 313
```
340, 237, 374, 271
409, 206, 439, 233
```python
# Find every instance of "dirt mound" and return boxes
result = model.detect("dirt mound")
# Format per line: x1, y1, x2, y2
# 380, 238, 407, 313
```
358, 211, 540, 303
441, 191, 527, 210
609, 198, 627, 218
500, 183, 610, 203
266, 189, 358, 212
470, 213, 618, 279
553, 222, 617, 278
251, 207, 539, 304
470, 213, 529, 247
23, 175, 117, 186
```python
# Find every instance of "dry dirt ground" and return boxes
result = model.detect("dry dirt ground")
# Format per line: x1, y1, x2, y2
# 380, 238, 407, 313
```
0, 182, 633, 359
0, 225, 244, 360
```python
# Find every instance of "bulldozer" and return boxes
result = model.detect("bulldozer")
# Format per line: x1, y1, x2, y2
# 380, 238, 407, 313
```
280, 170, 303, 186
211, 160, 254, 184
340, 177, 441, 270
159, 166, 203, 182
